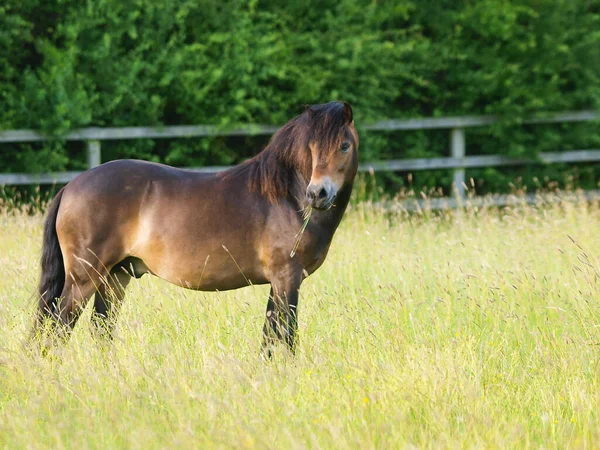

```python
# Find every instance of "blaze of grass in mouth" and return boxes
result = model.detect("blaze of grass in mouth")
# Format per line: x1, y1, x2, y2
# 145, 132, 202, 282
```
290, 206, 312, 258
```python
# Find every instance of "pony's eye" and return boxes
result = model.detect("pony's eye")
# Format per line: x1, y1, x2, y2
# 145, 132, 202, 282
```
340, 142, 351, 153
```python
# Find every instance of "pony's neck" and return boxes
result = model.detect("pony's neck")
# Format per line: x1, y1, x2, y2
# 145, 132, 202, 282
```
285, 165, 311, 209
261, 139, 312, 204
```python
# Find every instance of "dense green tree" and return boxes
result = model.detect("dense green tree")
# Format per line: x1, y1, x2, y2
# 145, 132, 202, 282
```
1, 0, 599, 193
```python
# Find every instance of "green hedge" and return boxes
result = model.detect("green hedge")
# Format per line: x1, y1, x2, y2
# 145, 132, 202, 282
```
1, 0, 600, 194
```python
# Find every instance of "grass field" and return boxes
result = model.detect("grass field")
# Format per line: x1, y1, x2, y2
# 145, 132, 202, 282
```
2, 195, 600, 448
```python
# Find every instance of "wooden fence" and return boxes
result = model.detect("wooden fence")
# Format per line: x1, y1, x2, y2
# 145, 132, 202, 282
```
1, 110, 600, 202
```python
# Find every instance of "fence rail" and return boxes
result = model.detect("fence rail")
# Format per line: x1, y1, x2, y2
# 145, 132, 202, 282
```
1, 110, 599, 197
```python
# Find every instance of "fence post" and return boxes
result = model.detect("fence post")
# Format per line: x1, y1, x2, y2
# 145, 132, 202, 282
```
87, 140, 101, 169
451, 128, 465, 199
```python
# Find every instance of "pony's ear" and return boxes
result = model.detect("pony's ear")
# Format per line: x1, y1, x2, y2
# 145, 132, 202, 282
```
342, 102, 353, 124
301, 104, 313, 118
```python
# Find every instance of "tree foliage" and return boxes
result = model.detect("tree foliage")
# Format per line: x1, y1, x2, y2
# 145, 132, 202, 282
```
1, 0, 600, 193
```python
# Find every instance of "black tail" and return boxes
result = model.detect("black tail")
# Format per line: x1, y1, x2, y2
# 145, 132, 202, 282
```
36, 188, 66, 326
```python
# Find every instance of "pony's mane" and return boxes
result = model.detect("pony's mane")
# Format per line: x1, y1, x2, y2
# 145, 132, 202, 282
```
220, 102, 351, 203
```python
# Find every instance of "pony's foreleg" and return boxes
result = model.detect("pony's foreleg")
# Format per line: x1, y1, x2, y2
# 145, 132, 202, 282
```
262, 269, 302, 357
92, 268, 131, 338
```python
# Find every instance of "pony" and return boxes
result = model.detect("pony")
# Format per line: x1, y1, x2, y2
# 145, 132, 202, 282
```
33, 101, 359, 355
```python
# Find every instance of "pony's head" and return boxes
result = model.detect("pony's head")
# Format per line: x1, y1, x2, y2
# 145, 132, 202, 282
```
303, 102, 359, 210
226, 101, 359, 207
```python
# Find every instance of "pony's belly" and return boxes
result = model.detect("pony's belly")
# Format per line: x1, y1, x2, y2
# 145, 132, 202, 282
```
164, 267, 269, 292
138, 246, 269, 291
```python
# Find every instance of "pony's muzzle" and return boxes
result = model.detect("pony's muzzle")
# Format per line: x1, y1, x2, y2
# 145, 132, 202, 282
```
306, 179, 337, 210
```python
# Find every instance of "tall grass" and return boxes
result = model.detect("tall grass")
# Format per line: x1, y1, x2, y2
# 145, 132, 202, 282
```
1, 196, 600, 448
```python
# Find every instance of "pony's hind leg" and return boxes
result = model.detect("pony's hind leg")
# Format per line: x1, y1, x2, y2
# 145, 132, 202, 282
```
54, 255, 111, 339
92, 267, 131, 338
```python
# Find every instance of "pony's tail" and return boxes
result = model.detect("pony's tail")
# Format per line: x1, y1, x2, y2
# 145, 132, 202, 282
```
35, 188, 66, 329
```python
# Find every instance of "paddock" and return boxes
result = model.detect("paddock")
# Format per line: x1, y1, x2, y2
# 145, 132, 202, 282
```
1, 196, 599, 447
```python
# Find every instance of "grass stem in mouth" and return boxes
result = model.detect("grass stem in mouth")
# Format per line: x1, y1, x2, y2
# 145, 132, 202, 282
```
290, 206, 312, 258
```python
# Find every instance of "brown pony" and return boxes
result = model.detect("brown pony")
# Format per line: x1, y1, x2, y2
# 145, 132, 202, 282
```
34, 101, 359, 355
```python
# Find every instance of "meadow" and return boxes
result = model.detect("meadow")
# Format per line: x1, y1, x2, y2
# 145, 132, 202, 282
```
1, 193, 600, 448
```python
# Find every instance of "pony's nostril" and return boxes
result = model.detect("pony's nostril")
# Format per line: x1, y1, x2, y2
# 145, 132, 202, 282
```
318, 188, 327, 199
